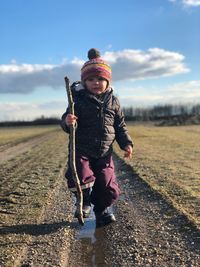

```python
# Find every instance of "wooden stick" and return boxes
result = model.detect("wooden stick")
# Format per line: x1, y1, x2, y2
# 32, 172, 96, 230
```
64, 76, 84, 225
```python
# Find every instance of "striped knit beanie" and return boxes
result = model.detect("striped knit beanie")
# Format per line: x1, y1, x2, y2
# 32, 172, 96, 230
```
81, 48, 112, 84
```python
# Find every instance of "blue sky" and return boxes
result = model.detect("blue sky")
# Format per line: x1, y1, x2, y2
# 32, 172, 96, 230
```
0, 0, 200, 121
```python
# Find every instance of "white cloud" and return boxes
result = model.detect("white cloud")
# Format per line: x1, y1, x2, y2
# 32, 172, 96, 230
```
1, 80, 199, 121
183, 0, 200, 6
117, 80, 200, 107
0, 60, 81, 94
0, 101, 66, 121
169, 0, 200, 6
0, 48, 189, 94
106, 48, 189, 81
0, 63, 55, 74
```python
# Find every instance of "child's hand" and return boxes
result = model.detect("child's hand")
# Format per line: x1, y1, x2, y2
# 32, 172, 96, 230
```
124, 145, 133, 158
65, 114, 78, 126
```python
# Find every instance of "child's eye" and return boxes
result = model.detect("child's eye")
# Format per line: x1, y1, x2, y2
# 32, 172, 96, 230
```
98, 77, 106, 81
87, 78, 95, 82
86, 76, 106, 82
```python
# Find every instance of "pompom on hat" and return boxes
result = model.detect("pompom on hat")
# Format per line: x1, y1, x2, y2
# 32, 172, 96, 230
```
81, 48, 112, 84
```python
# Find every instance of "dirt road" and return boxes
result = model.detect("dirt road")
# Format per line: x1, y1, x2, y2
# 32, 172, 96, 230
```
0, 129, 200, 266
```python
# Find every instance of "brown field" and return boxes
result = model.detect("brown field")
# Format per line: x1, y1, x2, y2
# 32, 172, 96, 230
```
0, 125, 58, 147
1, 123, 199, 228
0, 124, 200, 265
0, 126, 71, 266
115, 123, 200, 227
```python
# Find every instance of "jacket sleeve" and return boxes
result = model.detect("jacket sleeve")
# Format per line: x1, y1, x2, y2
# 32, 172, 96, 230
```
60, 107, 70, 134
60, 86, 82, 133
114, 99, 133, 150
60, 101, 80, 134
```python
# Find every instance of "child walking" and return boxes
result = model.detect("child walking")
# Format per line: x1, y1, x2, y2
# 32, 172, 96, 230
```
61, 48, 133, 227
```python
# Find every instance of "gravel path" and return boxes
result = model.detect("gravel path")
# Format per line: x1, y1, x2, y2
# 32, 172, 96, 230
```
1, 133, 200, 266
63, 153, 200, 267
1, 170, 76, 267
0, 134, 52, 163
105, 154, 200, 266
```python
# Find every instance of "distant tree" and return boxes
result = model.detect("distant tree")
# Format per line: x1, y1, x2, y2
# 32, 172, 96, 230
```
191, 104, 200, 115
121, 103, 200, 122
179, 105, 189, 116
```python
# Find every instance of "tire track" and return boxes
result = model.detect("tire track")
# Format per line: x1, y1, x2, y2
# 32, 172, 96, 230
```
0, 133, 52, 164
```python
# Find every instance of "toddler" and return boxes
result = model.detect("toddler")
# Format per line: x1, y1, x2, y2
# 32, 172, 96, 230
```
61, 48, 133, 227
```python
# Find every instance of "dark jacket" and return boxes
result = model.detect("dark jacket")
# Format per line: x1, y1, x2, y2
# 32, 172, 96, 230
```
61, 86, 133, 158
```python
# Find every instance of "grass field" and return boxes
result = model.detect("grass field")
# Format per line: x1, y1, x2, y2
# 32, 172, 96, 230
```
0, 127, 69, 265
0, 125, 59, 146
114, 123, 200, 227
1, 123, 199, 228
1, 124, 200, 265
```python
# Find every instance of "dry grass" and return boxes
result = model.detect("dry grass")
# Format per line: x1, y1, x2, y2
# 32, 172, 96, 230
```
0, 125, 59, 146
1, 124, 200, 227
1, 124, 200, 265
114, 123, 200, 227
0, 128, 68, 266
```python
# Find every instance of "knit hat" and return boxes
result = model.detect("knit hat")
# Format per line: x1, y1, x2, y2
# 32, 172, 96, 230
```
81, 48, 112, 84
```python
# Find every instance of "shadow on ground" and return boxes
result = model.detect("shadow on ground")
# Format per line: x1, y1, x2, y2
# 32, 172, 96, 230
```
0, 220, 76, 237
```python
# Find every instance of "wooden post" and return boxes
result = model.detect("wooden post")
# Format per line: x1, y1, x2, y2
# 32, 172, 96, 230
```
64, 76, 84, 225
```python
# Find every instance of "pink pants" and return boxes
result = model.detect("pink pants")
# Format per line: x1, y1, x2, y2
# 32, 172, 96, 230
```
65, 153, 120, 212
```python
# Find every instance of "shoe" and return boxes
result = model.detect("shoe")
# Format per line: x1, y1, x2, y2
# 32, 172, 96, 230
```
74, 188, 91, 218
74, 204, 91, 218
95, 208, 116, 228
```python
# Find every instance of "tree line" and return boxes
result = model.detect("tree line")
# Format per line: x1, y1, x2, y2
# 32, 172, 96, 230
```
122, 103, 200, 121
0, 116, 60, 127
0, 103, 200, 127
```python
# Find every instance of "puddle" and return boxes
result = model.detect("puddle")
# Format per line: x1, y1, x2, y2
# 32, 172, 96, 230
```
75, 210, 111, 267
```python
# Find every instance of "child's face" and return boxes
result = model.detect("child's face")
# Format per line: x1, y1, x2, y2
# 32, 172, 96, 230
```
85, 76, 108, 95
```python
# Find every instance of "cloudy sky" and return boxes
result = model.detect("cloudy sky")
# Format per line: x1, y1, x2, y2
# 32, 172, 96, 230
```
0, 0, 200, 121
